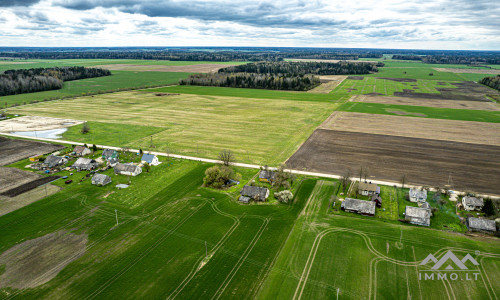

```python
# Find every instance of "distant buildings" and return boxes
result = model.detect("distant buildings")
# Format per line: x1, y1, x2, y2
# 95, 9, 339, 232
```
102, 149, 119, 160
73, 146, 91, 156
409, 188, 427, 203
462, 196, 484, 211
72, 158, 98, 171
405, 206, 431, 226
239, 185, 269, 204
43, 155, 68, 168
114, 163, 142, 176
341, 198, 376, 216
467, 217, 496, 234
92, 174, 112, 186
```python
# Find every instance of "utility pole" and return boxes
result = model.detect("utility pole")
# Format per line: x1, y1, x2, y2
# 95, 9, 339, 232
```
115, 209, 119, 226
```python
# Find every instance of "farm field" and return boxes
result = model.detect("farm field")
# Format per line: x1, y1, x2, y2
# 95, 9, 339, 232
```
7, 91, 340, 165
1, 71, 192, 107
286, 129, 500, 195
1, 159, 498, 299
354, 95, 499, 111
0, 136, 64, 166
338, 102, 500, 123
259, 180, 500, 299
320, 112, 500, 146
93, 63, 239, 72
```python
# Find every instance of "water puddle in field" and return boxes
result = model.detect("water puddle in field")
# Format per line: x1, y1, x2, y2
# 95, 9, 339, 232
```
12, 128, 68, 139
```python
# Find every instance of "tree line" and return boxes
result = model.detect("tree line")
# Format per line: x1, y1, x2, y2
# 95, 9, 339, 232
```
0, 67, 110, 96
180, 73, 320, 91
479, 75, 500, 91
391, 54, 500, 65
219, 61, 380, 76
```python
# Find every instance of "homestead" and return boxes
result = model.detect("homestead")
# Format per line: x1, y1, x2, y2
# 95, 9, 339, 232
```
371, 194, 382, 208
467, 217, 497, 234
141, 154, 160, 166
239, 185, 269, 204
259, 169, 275, 183
73, 146, 91, 157
102, 149, 119, 160
72, 158, 98, 171
341, 198, 376, 216
91, 174, 112, 186
114, 163, 142, 176
358, 182, 380, 196
462, 196, 484, 211
405, 206, 431, 226
43, 155, 68, 168
409, 188, 427, 202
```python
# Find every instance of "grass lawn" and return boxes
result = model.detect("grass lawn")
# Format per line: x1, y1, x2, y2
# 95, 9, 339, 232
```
1, 71, 192, 107
8, 90, 340, 165
338, 102, 500, 123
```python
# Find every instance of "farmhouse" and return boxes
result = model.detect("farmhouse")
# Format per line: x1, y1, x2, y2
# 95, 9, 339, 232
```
43, 155, 68, 168
409, 188, 427, 202
462, 196, 484, 211
141, 153, 160, 166
259, 170, 275, 183
102, 149, 119, 160
371, 194, 382, 208
341, 198, 376, 216
72, 158, 98, 171
91, 174, 112, 186
239, 185, 269, 203
114, 163, 142, 176
467, 217, 497, 234
358, 182, 380, 196
73, 146, 91, 156
405, 206, 431, 226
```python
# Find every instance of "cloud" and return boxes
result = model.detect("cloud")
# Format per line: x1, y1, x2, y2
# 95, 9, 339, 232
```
0, 0, 40, 7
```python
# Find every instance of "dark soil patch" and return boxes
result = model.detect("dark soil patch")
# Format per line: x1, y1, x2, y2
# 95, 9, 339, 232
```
364, 93, 384, 96
286, 129, 500, 195
394, 81, 500, 102
154, 93, 180, 97
347, 76, 364, 80
376, 77, 417, 82
0, 137, 64, 166
0, 176, 60, 197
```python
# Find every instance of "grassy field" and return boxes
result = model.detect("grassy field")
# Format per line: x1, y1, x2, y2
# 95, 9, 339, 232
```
338, 102, 500, 123
1, 71, 192, 107
1, 159, 498, 299
8, 91, 340, 165
333, 77, 457, 97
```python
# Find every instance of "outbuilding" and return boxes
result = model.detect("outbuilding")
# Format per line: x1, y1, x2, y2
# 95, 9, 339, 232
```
341, 198, 376, 216
43, 155, 68, 168
467, 217, 496, 234
462, 196, 484, 211
239, 185, 269, 203
114, 163, 142, 176
73, 146, 91, 156
72, 157, 98, 171
91, 174, 112, 186
405, 206, 431, 226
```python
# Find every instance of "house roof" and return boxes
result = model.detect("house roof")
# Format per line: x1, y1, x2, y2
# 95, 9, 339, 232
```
102, 149, 118, 159
342, 198, 376, 215
405, 206, 431, 219
468, 217, 496, 232
141, 154, 156, 163
74, 146, 89, 154
44, 155, 65, 167
259, 170, 275, 180
114, 163, 141, 173
73, 157, 97, 168
371, 194, 382, 203
409, 188, 427, 199
463, 196, 484, 207
358, 182, 378, 192
238, 196, 251, 204
92, 173, 111, 185
421, 202, 430, 209
240, 185, 269, 200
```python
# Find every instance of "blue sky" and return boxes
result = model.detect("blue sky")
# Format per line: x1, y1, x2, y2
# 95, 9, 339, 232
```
0, 0, 499, 50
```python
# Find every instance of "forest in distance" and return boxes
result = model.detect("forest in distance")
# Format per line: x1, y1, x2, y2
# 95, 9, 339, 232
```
0, 66, 111, 96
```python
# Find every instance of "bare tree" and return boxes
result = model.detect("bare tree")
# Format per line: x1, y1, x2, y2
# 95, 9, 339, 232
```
219, 149, 234, 166
341, 169, 351, 193
400, 174, 406, 190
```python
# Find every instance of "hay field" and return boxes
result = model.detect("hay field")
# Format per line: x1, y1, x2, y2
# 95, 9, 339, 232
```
434, 67, 500, 74
94, 63, 239, 72
8, 91, 340, 165
320, 112, 500, 146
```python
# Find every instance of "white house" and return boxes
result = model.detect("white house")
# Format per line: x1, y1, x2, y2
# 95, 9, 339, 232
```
409, 188, 427, 202
141, 153, 160, 166
114, 163, 142, 176
462, 196, 484, 211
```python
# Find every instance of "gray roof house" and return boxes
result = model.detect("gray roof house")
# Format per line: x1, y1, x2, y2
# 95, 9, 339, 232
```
259, 170, 275, 183
405, 206, 431, 226
358, 182, 380, 196
341, 198, 376, 216
239, 185, 269, 203
102, 149, 119, 160
141, 153, 160, 166
462, 196, 484, 211
114, 163, 142, 176
43, 155, 68, 168
72, 157, 98, 171
467, 217, 496, 234
91, 174, 112, 186
409, 188, 427, 202
74, 146, 91, 156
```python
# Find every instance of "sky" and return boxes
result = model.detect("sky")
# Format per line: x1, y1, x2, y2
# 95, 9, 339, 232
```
0, 0, 499, 50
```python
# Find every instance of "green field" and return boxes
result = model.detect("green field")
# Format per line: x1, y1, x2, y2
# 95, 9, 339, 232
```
1, 158, 498, 299
9, 90, 340, 165
338, 102, 500, 123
